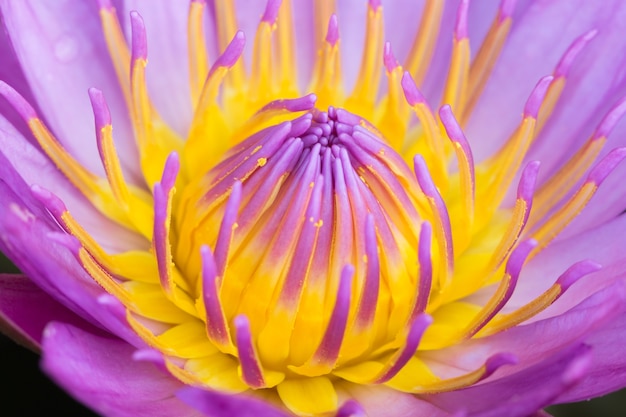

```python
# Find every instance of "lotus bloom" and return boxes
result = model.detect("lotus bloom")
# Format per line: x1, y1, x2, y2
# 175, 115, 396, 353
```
2, 0, 626, 416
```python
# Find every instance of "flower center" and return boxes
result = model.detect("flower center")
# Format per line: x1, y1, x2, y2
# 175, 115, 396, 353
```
175, 104, 424, 377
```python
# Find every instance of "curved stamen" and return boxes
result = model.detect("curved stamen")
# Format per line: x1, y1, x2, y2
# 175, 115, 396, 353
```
531, 95, 626, 226
90, 87, 129, 207
356, 215, 380, 327
214, 181, 242, 281
129, 11, 150, 151
200, 245, 233, 351
412, 352, 518, 393
249, 0, 282, 101
478, 260, 602, 336
413, 221, 433, 316
462, 0, 517, 122
463, 240, 536, 338
414, 155, 454, 287
440, 105, 475, 234
347, 0, 384, 112
375, 313, 433, 383
153, 153, 180, 297
379, 42, 409, 145
536, 29, 598, 134
401, 72, 448, 189
486, 160, 539, 273
185, 30, 246, 178
404, 0, 444, 84
310, 14, 343, 107
442, 0, 470, 115
311, 265, 354, 367
0, 82, 140, 228
482, 76, 552, 211
532, 147, 626, 252
234, 314, 267, 389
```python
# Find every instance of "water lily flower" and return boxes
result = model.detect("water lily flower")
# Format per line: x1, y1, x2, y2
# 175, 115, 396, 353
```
2, 0, 626, 416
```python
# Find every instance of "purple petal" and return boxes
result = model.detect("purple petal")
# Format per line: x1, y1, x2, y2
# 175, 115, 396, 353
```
178, 386, 291, 417
425, 343, 594, 417
556, 311, 626, 402
422, 280, 626, 388
41, 321, 198, 417
0, 177, 144, 348
513, 214, 626, 318
344, 384, 450, 417
468, 0, 626, 163
0, 274, 99, 351
335, 400, 367, 417
0, 17, 38, 143
0, 1, 140, 182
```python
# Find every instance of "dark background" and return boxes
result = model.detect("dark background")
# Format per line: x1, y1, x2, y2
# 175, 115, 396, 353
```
1, 251, 625, 416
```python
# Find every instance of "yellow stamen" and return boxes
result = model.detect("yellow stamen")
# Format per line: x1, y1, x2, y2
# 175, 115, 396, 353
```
442, 37, 470, 116
377, 49, 409, 147
531, 182, 597, 252
28, 118, 137, 229
462, 12, 513, 123
310, 16, 343, 108
346, 2, 384, 117
98, 4, 132, 108
530, 138, 605, 228
185, 67, 231, 178
214, 1, 245, 90
480, 116, 536, 212
96, 119, 155, 237
276, 0, 297, 94
404, 0, 444, 86
404, 98, 448, 191
249, 17, 277, 103
313, 1, 336, 53
78, 247, 133, 306
187, 0, 209, 107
